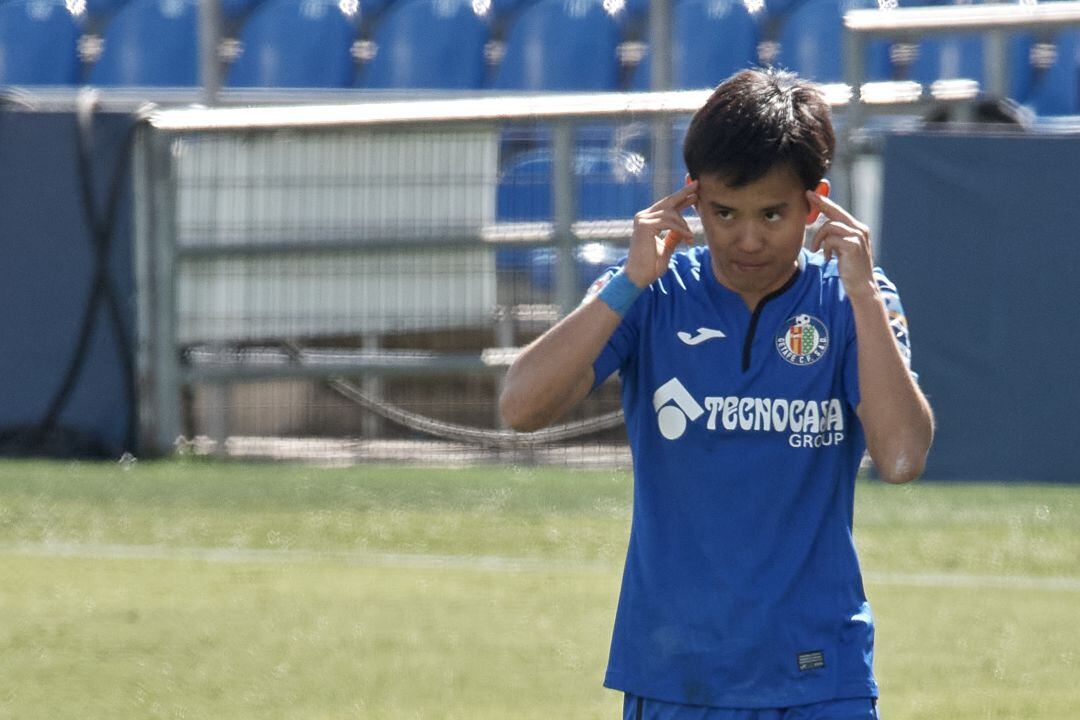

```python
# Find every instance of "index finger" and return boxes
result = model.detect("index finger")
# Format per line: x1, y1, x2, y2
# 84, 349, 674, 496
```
652, 180, 699, 212
807, 190, 857, 225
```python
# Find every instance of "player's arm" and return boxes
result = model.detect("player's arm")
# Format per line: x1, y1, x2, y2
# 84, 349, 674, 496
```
500, 181, 699, 432
808, 191, 934, 484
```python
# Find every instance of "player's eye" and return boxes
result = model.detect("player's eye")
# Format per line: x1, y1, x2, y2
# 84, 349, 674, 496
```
764, 210, 783, 223
715, 209, 734, 220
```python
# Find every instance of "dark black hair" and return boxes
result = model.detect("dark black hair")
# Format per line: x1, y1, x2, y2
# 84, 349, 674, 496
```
683, 67, 835, 190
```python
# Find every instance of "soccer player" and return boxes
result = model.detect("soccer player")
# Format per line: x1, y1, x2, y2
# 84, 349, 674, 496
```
499, 68, 934, 719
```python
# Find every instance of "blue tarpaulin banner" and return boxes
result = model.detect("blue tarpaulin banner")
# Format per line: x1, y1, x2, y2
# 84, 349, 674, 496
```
880, 131, 1080, 483
0, 109, 136, 458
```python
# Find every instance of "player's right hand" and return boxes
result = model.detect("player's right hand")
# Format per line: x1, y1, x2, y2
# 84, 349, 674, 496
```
624, 180, 699, 288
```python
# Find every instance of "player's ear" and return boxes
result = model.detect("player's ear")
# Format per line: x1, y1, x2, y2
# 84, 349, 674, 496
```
806, 179, 830, 224
685, 173, 698, 212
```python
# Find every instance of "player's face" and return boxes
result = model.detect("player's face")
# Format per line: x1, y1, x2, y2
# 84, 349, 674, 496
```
694, 165, 813, 309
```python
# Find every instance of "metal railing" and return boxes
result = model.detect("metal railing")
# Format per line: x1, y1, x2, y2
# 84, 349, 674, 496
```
137, 90, 738, 457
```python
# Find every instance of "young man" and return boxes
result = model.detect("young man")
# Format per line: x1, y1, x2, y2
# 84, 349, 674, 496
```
500, 68, 934, 719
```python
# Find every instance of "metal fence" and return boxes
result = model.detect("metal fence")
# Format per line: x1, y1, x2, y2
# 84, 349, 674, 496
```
136, 91, 746, 465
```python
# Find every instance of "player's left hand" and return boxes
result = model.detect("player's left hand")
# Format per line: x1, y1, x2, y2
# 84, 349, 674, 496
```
806, 191, 877, 300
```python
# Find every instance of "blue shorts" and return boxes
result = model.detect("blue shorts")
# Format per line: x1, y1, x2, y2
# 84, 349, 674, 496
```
623, 694, 880, 720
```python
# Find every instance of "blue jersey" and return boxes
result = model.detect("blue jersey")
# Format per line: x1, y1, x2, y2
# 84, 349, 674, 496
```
590, 246, 912, 709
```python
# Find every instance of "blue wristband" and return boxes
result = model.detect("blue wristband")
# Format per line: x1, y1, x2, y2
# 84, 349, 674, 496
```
597, 268, 644, 317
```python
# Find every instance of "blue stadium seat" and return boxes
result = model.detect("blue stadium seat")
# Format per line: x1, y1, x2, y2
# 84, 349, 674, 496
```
488, 0, 533, 17
361, 0, 491, 89
496, 146, 652, 291
227, 0, 361, 87
88, 0, 199, 85
775, 0, 892, 83
622, 0, 648, 22
761, 0, 806, 16
493, 0, 624, 91
497, 146, 652, 221
219, 0, 266, 20
631, 0, 761, 90
0, 0, 82, 85
84, 0, 129, 21
1020, 30, 1080, 115
359, 0, 397, 18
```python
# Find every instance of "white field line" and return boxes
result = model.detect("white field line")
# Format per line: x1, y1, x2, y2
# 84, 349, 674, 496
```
0, 541, 611, 574
2, 541, 1079, 591
863, 570, 1080, 593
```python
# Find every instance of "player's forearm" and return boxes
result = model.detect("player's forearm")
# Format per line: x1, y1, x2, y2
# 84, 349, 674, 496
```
499, 298, 622, 432
851, 291, 935, 484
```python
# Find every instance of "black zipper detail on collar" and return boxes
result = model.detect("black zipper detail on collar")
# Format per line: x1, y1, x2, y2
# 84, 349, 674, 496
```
636, 696, 644, 720
741, 268, 801, 372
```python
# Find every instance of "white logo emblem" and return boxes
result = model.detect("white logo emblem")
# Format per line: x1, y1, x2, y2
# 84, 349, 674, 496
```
677, 327, 727, 346
652, 377, 705, 440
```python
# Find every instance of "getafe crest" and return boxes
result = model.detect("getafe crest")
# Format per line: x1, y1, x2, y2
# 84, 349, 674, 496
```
776, 314, 829, 366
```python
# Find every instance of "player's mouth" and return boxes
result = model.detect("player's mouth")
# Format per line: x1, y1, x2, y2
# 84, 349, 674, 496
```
731, 260, 770, 272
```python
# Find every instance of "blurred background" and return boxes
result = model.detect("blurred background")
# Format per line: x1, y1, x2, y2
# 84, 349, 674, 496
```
0, 2, 1078, 717
2, 0, 1078, 480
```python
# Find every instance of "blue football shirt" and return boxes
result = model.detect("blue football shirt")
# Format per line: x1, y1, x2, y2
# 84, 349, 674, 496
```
590, 246, 912, 709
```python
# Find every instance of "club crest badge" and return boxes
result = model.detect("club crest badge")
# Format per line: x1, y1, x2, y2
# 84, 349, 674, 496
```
776, 314, 829, 366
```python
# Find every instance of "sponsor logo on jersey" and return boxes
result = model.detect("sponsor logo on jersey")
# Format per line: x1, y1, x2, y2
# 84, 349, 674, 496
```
652, 378, 706, 440
652, 377, 846, 448
677, 327, 727, 346
776, 314, 829, 366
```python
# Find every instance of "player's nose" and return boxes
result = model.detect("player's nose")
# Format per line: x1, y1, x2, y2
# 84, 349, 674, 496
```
732, 226, 765, 252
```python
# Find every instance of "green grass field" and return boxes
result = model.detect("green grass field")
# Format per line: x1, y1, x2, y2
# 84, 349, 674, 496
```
1, 459, 1078, 719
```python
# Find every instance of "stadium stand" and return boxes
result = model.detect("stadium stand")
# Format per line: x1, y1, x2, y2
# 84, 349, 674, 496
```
0, 0, 82, 85
493, 0, 624, 91
631, 0, 761, 90
226, 0, 360, 87
360, 0, 491, 89
775, 0, 893, 83
0, 0, 1074, 113
88, 0, 200, 86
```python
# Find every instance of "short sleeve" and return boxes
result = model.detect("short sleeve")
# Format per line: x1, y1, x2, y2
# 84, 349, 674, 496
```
842, 268, 916, 409
876, 270, 914, 372
586, 267, 643, 391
